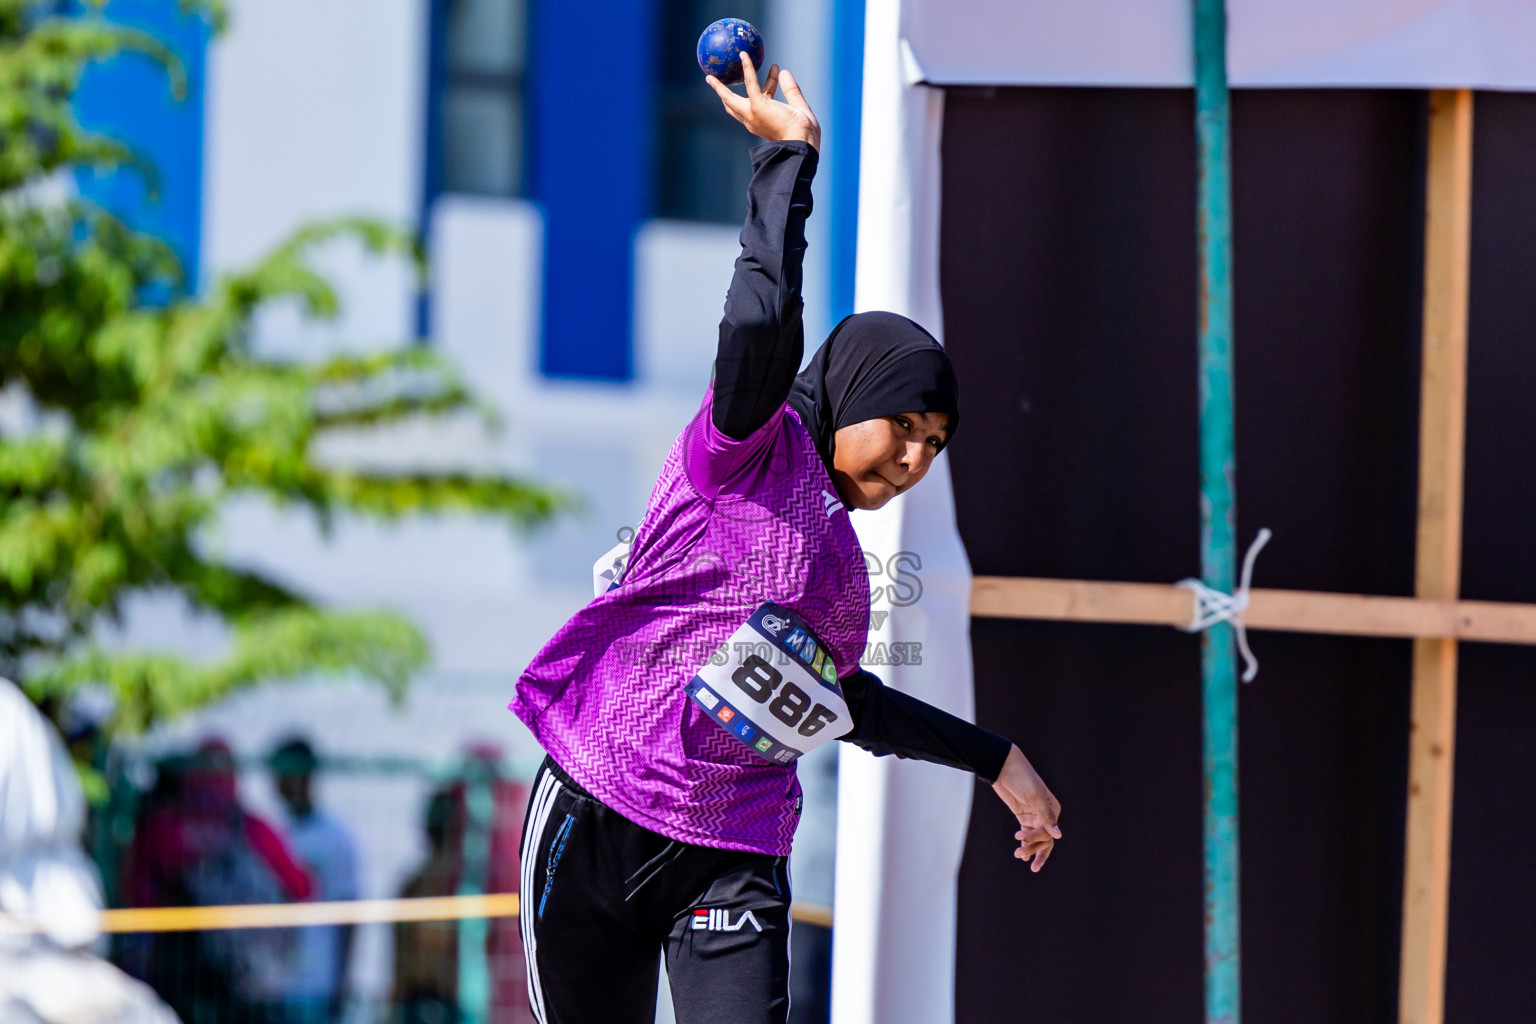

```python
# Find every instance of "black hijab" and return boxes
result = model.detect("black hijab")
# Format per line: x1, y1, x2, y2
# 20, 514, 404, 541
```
788, 311, 960, 473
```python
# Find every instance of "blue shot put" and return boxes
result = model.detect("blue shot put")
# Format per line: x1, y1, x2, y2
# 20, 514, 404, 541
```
696, 18, 764, 86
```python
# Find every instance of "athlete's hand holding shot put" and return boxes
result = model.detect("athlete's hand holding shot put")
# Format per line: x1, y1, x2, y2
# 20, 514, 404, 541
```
508, 55, 1061, 1024
706, 52, 821, 152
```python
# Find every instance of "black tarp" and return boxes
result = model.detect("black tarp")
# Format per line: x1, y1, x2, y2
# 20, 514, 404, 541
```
940, 87, 1536, 1023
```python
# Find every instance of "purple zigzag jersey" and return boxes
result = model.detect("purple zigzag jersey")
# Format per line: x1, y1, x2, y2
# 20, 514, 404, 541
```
511, 390, 871, 855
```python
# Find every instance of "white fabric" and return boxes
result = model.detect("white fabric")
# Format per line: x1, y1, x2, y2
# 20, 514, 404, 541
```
903, 0, 1193, 87
282, 812, 359, 1000
0, 681, 180, 1020
900, 0, 1536, 90
831, 4, 977, 1022
0, 947, 180, 1024
0, 679, 103, 950
1230, 0, 1536, 89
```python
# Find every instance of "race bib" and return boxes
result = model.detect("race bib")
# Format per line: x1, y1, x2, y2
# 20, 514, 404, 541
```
686, 603, 853, 765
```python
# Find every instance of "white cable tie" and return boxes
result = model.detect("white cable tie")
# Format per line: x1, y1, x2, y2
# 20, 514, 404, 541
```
1176, 528, 1272, 683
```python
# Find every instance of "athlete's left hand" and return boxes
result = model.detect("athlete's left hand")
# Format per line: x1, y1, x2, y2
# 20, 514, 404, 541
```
992, 745, 1062, 872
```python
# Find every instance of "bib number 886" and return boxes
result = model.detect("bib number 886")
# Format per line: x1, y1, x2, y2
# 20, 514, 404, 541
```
732, 655, 839, 737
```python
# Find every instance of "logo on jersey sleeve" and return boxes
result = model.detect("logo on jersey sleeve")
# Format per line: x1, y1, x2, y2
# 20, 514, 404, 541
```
821, 490, 844, 516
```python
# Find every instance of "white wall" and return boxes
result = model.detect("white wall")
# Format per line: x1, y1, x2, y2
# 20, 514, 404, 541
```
201, 0, 427, 353
634, 218, 736, 393
764, 0, 835, 345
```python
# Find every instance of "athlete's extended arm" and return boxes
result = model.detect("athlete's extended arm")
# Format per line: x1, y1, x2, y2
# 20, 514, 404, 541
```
840, 670, 1062, 871
707, 55, 821, 441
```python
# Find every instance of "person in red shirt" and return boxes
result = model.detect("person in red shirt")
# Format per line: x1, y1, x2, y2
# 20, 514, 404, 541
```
124, 738, 313, 1024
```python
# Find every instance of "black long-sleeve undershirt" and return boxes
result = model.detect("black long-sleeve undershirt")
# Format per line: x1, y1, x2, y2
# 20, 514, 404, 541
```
711, 140, 1013, 782
841, 670, 1014, 782
712, 141, 817, 440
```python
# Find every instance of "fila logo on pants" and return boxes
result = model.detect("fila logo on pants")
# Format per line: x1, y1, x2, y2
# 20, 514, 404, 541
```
692, 908, 763, 933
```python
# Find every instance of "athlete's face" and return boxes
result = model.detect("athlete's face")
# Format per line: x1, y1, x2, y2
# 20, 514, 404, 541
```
831, 411, 950, 511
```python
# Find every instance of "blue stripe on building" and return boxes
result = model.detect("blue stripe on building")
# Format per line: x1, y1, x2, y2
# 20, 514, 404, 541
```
70, 0, 210, 294
529, 0, 655, 382
416, 0, 451, 340
829, 0, 864, 323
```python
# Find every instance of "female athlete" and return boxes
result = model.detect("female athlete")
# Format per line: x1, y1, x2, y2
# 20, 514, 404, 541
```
510, 55, 1062, 1024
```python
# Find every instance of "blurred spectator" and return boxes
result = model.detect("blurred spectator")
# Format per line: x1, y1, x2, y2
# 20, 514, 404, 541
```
392, 749, 531, 1024
0, 677, 179, 1023
268, 737, 359, 1024
123, 739, 312, 1024
392, 789, 460, 1024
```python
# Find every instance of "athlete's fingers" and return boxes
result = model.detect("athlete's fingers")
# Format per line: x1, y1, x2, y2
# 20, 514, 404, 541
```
1021, 837, 1053, 856
763, 63, 780, 99
1014, 813, 1047, 836
740, 51, 761, 100
1013, 841, 1049, 863
1016, 805, 1062, 839
1034, 818, 1062, 840
706, 75, 748, 123
1013, 817, 1055, 872
705, 73, 738, 107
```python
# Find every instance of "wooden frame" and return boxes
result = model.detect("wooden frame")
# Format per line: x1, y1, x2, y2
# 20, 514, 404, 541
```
1399, 87, 1473, 1024
969, 88, 1480, 1024
972, 578, 1536, 645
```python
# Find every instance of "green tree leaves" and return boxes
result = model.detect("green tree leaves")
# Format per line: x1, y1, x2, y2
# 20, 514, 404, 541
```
2, 2, 564, 733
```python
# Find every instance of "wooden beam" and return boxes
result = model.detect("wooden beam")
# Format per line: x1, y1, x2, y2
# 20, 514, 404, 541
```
971, 577, 1536, 646
1400, 87, 1473, 1024
971, 576, 1190, 627
1250, 592, 1536, 645
966, 84, 1476, 1024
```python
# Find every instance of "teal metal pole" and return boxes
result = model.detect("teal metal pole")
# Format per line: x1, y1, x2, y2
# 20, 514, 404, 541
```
1193, 1, 1239, 1023
457, 762, 496, 1024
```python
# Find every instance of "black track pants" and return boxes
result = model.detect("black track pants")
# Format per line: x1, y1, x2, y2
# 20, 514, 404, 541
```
519, 757, 793, 1024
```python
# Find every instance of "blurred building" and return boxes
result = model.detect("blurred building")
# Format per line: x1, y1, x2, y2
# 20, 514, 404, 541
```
73, 0, 864, 674
71, 0, 865, 1017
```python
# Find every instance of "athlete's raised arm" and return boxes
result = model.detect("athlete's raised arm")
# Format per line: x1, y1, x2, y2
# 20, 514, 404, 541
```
706, 54, 822, 440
